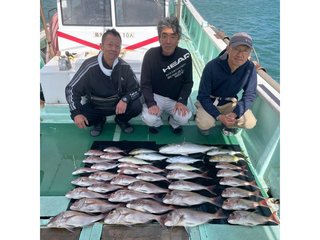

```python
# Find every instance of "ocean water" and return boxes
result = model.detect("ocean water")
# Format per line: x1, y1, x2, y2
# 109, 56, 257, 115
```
42, 0, 280, 82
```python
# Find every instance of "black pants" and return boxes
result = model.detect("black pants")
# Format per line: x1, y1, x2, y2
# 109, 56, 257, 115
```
78, 99, 142, 127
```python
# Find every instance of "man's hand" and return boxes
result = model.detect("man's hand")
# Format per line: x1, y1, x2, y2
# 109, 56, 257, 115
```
219, 113, 237, 128
174, 102, 189, 116
116, 100, 127, 115
148, 105, 160, 116
74, 114, 89, 129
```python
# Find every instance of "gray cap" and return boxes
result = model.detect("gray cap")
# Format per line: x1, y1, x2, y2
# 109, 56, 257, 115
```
229, 32, 253, 48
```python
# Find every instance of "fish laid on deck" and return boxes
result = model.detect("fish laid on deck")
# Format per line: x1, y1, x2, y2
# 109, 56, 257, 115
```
166, 163, 203, 171
167, 169, 211, 180
159, 142, 216, 155
110, 175, 140, 186
136, 172, 170, 182
168, 180, 215, 195
164, 208, 227, 227
87, 182, 123, 193
207, 148, 244, 157
65, 187, 109, 199
72, 167, 99, 175
209, 154, 245, 163
227, 210, 280, 226
129, 148, 157, 155
215, 162, 248, 171
88, 171, 118, 181
117, 167, 145, 175
162, 190, 222, 207
108, 189, 158, 202
216, 169, 248, 177
70, 198, 123, 213
103, 146, 125, 153
83, 156, 111, 164
47, 210, 105, 229
100, 152, 123, 160
219, 177, 259, 188
126, 199, 175, 214
90, 162, 119, 171
133, 153, 167, 161
104, 207, 163, 226
128, 181, 169, 194
118, 156, 151, 165
71, 176, 103, 187
222, 198, 270, 210
221, 187, 262, 198
137, 165, 165, 173
84, 149, 105, 156
166, 156, 203, 164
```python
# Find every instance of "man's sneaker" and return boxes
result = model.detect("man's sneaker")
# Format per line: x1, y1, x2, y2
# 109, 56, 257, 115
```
149, 126, 160, 134
114, 117, 134, 134
198, 128, 210, 136
90, 117, 106, 137
222, 127, 239, 136
171, 125, 183, 134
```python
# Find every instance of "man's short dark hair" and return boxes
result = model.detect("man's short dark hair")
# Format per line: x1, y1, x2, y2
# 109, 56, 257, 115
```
102, 29, 122, 43
157, 16, 181, 39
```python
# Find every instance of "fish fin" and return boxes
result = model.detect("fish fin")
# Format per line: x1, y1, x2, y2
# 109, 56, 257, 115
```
211, 196, 223, 207
206, 185, 217, 195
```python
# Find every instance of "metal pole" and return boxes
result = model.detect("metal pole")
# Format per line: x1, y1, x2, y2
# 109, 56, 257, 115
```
40, 0, 55, 59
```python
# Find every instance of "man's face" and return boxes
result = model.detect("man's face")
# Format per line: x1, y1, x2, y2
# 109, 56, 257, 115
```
227, 45, 251, 69
100, 34, 121, 64
159, 27, 179, 56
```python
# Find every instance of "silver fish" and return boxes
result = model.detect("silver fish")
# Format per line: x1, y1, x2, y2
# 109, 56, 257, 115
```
209, 154, 245, 163
128, 181, 169, 194
88, 171, 118, 181
90, 162, 119, 171
168, 180, 215, 195
65, 187, 108, 199
110, 175, 140, 186
108, 190, 157, 202
164, 208, 227, 227
103, 146, 124, 153
83, 156, 111, 164
222, 198, 270, 210
167, 170, 211, 180
215, 162, 248, 171
47, 210, 105, 229
118, 156, 151, 165
166, 163, 202, 172
71, 176, 103, 187
70, 198, 122, 213
117, 167, 145, 175
159, 142, 216, 155
219, 177, 259, 189
84, 149, 105, 156
72, 167, 99, 175
129, 148, 157, 155
134, 153, 167, 161
221, 187, 262, 198
136, 173, 170, 182
216, 169, 248, 177
126, 199, 175, 214
227, 210, 280, 226
104, 207, 163, 225
118, 162, 139, 169
137, 165, 165, 173
166, 156, 203, 164
162, 190, 222, 207
87, 183, 123, 193
207, 148, 244, 156
100, 152, 123, 160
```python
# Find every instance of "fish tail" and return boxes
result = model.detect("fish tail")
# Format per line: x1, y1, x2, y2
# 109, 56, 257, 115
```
213, 208, 228, 219
206, 185, 217, 195
253, 189, 263, 198
269, 212, 280, 225
211, 196, 223, 207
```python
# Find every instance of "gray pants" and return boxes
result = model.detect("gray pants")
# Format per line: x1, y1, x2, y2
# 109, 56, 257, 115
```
141, 94, 192, 129
195, 100, 257, 130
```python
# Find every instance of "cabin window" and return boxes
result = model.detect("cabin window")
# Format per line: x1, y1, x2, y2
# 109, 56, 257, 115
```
60, 0, 112, 26
115, 0, 165, 26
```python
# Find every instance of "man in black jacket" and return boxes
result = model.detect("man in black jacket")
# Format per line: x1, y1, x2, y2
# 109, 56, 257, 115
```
65, 29, 142, 136
140, 17, 193, 134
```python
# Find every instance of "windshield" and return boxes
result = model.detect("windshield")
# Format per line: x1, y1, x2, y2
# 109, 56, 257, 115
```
60, 0, 112, 26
